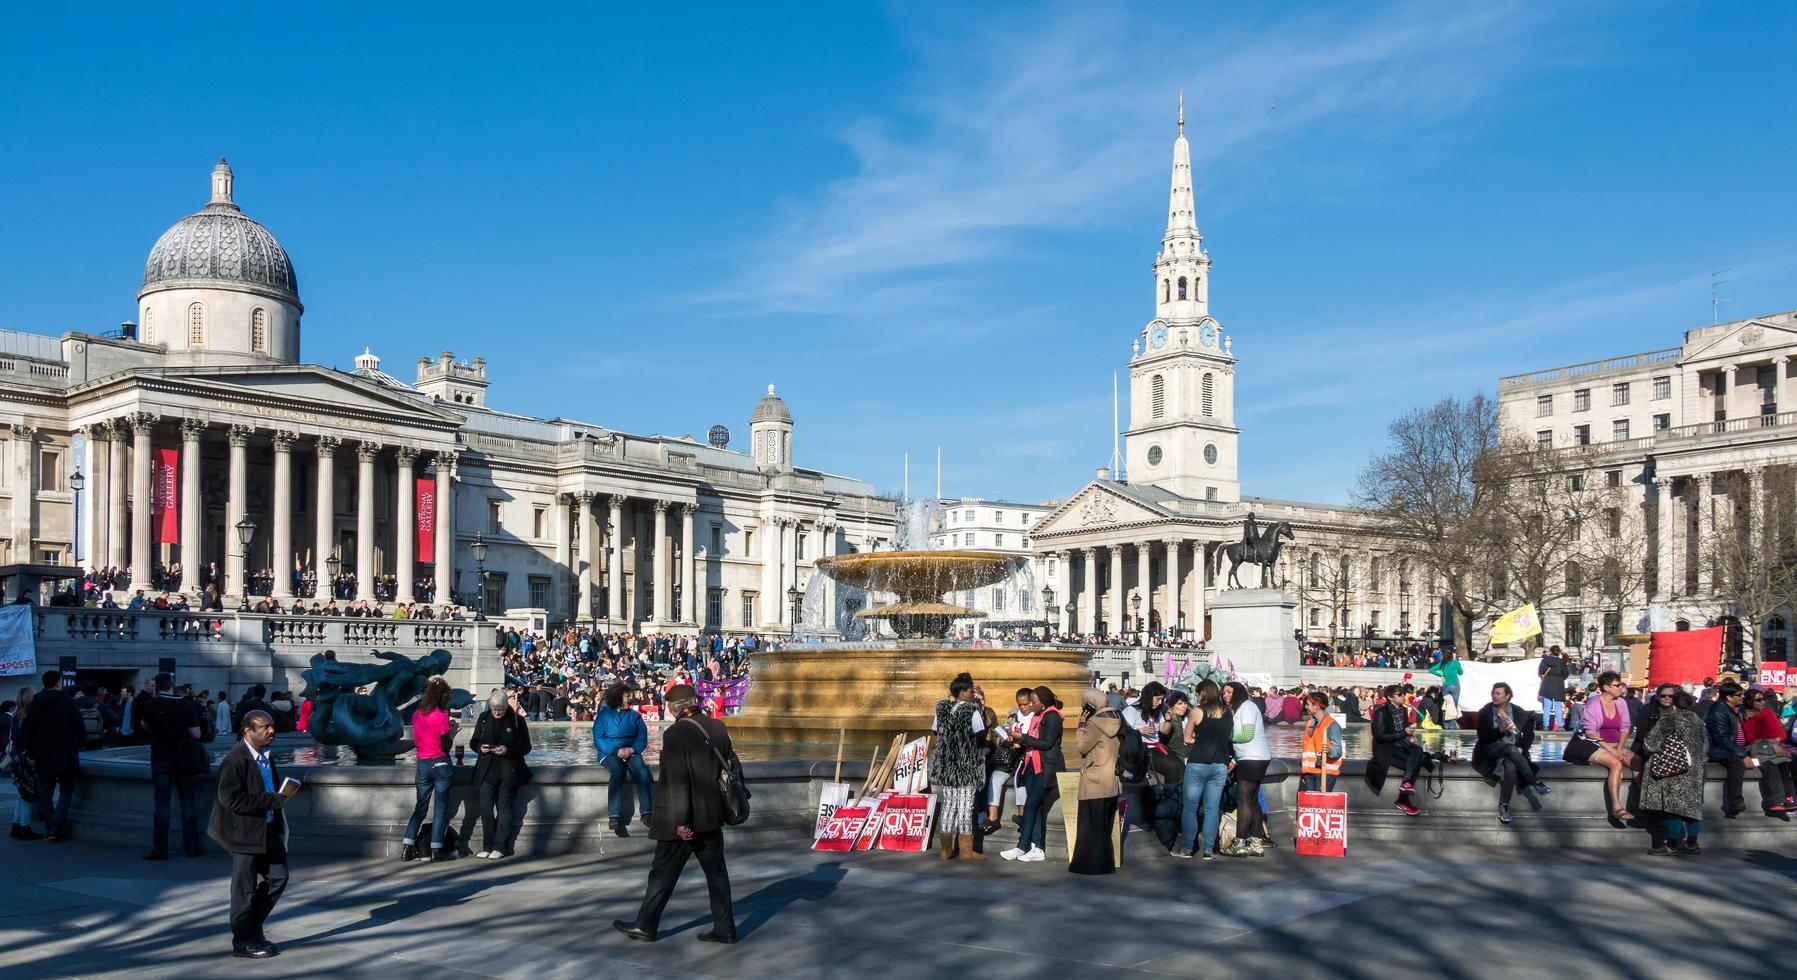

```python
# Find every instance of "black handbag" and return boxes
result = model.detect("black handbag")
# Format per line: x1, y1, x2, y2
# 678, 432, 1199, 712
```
682, 718, 750, 826
1563, 732, 1600, 766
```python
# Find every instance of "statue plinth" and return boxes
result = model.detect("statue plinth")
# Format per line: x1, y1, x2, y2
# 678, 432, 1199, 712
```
1207, 588, 1300, 687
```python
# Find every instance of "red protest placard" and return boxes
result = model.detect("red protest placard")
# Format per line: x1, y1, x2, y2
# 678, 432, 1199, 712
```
813, 806, 873, 852
874, 794, 934, 852
1760, 661, 1788, 692
1295, 791, 1347, 857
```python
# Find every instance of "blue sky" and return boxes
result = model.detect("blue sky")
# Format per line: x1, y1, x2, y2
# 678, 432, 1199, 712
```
3, 2, 1794, 506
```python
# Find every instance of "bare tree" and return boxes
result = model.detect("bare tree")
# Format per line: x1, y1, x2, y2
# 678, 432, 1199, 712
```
1290, 546, 1355, 648
1710, 466, 1797, 665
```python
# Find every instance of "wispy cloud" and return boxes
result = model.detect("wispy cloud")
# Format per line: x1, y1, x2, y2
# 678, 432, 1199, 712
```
717, 1, 1560, 316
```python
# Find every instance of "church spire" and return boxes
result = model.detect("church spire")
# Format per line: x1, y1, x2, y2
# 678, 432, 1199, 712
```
1165, 94, 1198, 243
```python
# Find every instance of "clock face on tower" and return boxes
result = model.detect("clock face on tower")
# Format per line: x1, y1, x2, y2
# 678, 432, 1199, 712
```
1199, 323, 1217, 348
1149, 324, 1168, 349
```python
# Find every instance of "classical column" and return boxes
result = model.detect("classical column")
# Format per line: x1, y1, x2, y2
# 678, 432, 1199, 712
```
778, 518, 795, 627
355, 441, 380, 602
555, 494, 573, 618
1747, 466, 1766, 541
179, 420, 204, 595
1108, 545, 1125, 637
433, 453, 455, 607
1053, 552, 1071, 634
107, 422, 128, 573
1695, 474, 1713, 595
1191, 543, 1207, 642
129, 413, 156, 591
394, 447, 417, 604
78, 425, 98, 567
1778, 356, 1791, 417
607, 494, 626, 625
759, 515, 780, 628
224, 424, 250, 598
682, 504, 698, 624
1081, 547, 1098, 635
573, 492, 594, 619
10, 425, 36, 562
314, 437, 339, 594
1164, 539, 1182, 638
1652, 477, 1675, 600
268, 431, 296, 600
651, 500, 671, 624
1135, 541, 1153, 634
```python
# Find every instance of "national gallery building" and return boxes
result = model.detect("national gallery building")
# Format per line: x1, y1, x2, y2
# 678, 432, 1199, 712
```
0, 160, 895, 634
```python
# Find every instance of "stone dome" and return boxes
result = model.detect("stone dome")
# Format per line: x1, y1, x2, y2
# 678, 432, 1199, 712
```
752, 384, 792, 422
139, 159, 300, 308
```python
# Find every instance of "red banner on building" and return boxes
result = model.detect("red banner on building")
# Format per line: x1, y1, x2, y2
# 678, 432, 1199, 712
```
416, 480, 435, 564
1295, 791, 1348, 857
154, 448, 179, 545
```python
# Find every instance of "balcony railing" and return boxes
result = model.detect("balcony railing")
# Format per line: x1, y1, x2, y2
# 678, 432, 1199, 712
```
1500, 348, 1681, 389
1661, 411, 1797, 440
37, 608, 486, 654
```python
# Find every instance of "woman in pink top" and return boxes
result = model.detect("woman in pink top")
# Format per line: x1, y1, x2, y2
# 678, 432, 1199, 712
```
402, 678, 458, 862
1581, 671, 1640, 821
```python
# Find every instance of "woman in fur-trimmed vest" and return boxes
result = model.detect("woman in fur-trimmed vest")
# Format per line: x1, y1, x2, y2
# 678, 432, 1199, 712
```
930, 673, 986, 862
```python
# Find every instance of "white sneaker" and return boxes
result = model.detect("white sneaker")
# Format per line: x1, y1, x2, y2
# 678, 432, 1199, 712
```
1018, 847, 1046, 862
486, 851, 503, 860
999, 847, 1023, 861
474, 851, 491, 859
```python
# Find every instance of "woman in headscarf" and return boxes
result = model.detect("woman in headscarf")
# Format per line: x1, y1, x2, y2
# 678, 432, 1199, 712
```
471, 689, 532, 859
1068, 687, 1121, 875
928, 673, 986, 861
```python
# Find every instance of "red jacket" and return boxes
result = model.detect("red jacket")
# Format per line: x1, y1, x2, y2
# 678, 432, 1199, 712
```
1743, 709, 1784, 743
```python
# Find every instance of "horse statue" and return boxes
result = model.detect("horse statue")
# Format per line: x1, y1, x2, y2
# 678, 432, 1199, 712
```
1212, 520, 1294, 590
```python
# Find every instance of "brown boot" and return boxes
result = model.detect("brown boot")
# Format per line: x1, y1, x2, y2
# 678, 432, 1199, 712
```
939, 833, 956, 859
956, 834, 985, 860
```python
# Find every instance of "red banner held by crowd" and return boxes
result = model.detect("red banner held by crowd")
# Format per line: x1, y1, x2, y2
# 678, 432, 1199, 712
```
154, 448, 179, 544
1295, 791, 1347, 857
416, 480, 435, 563
1648, 626, 1725, 687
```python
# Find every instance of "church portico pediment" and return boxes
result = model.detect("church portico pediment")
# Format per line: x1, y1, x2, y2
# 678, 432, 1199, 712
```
1030, 481, 1174, 538
1684, 319, 1797, 364
73, 364, 464, 440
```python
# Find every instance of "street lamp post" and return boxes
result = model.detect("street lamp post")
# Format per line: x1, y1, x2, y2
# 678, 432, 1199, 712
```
1041, 585, 1056, 643
1587, 623, 1598, 653
234, 517, 258, 612
70, 469, 85, 568
471, 532, 489, 622
324, 553, 340, 600
1130, 591, 1143, 636
787, 582, 803, 640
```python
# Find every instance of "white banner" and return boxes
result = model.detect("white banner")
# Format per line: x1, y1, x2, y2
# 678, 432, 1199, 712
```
1456, 657, 1546, 714
814, 782, 852, 839
0, 605, 35, 676
892, 736, 930, 794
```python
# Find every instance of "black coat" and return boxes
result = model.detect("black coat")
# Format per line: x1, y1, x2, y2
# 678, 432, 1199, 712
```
650, 715, 731, 841
1472, 703, 1541, 785
1015, 706, 1066, 773
207, 741, 288, 855
24, 688, 84, 775
469, 710, 532, 786
1364, 700, 1424, 795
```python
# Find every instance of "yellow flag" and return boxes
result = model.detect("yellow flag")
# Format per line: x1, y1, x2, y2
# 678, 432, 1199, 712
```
1489, 603, 1541, 645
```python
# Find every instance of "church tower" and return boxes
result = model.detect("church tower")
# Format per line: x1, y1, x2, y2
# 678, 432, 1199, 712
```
1124, 96, 1240, 502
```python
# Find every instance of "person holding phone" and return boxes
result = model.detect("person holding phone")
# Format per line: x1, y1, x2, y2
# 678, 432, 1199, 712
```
401, 677, 458, 862
207, 709, 300, 959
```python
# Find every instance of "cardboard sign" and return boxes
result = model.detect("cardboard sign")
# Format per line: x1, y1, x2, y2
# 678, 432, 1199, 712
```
814, 782, 852, 839
854, 798, 887, 850
1295, 791, 1347, 857
0, 606, 36, 676
892, 737, 930, 793
813, 805, 874, 852
1760, 661, 1788, 692
874, 794, 937, 852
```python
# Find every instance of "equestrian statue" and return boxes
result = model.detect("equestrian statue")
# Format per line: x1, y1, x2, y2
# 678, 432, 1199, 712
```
1212, 511, 1294, 590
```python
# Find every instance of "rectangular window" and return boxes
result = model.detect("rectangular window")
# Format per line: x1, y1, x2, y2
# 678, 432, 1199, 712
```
964, 510, 974, 521
744, 530, 754, 556
1606, 469, 1622, 487
484, 572, 507, 614
995, 511, 1004, 523
488, 500, 503, 533
1606, 507, 1622, 538
741, 593, 756, 627
532, 507, 546, 540
39, 450, 61, 491
992, 589, 1005, 612
711, 525, 722, 555
1309, 607, 1320, 627
1568, 474, 1584, 491
1574, 425, 1590, 446
1565, 611, 1584, 647
1205, 487, 1218, 501
41, 549, 61, 565
1537, 430, 1553, 449
1612, 382, 1630, 406
994, 533, 1004, 547
1573, 388, 1591, 412
1654, 413, 1671, 430
1022, 514, 1031, 526
1048, 558, 1057, 578
1535, 394, 1553, 417
706, 589, 723, 630
1613, 418, 1630, 441
528, 576, 549, 609
964, 532, 974, 546
1652, 375, 1671, 400
1565, 562, 1582, 598
1021, 537, 1030, 548
796, 533, 807, 561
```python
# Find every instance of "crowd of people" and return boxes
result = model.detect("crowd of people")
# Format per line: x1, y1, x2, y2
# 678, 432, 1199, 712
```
40, 567, 442, 611
494, 627, 755, 723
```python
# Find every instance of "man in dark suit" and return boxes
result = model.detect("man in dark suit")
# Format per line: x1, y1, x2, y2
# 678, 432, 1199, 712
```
139, 672, 206, 859
613, 684, 736, 944
207, 709, 299, 958
24, 669, 84, 842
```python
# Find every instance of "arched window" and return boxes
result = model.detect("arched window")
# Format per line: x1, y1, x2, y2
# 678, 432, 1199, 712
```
1201, 373, 1215, 417
187, 303, 205, 345
1151, 375, 1165, 419
1162, 279, 1170, 303
1177, 277, 1188, 301
251, 308, 268, 353
142, 308, 154, 344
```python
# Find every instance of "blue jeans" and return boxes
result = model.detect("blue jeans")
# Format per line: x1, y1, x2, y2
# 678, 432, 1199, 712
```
1178, 762, 1228, 855
1539, 698, 1564, 730
33, 771, 77, 831
1017, 769, 1055, 851
150, 761, 200, 854
1299, 773, 1338, 793
404, 759, 453, 848
601, 752, 654, 820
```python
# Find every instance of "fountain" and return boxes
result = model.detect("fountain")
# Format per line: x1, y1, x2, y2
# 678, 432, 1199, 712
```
731, 544, 1094, 744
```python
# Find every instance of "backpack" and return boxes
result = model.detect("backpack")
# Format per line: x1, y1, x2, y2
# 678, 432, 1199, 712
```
78, 701, 104, 749
681, 718, 750, 826
1115, 719, 1150, 784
